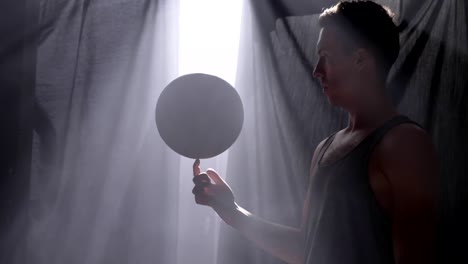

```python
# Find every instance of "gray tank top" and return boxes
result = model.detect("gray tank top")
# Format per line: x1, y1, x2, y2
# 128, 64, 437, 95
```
303, 115, 422, 264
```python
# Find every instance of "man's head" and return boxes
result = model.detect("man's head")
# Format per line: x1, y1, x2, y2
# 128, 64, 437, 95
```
313, 1, 399, 109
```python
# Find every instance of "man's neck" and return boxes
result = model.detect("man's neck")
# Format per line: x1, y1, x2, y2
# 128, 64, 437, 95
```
345, 87, 398, 133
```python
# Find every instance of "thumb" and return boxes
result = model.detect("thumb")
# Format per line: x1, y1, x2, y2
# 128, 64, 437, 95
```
206, 168, 226, 186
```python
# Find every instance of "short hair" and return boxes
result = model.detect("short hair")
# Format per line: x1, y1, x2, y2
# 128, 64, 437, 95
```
318, 1, 400, 80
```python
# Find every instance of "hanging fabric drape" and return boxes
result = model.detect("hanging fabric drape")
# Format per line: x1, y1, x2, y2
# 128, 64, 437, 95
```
391, 1, 468, 262
217, 0, 468, 263
29, 1, 181, 263
10, 0, 467, 263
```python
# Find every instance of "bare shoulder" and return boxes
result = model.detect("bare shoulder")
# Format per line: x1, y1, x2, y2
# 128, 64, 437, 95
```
374, 121, 439, 207
376, 123, 439, 168
375, 121, 439, 262
381, 123, 434, 148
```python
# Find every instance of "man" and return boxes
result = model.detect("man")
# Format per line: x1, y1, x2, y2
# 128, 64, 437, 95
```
192, 1, 438, 263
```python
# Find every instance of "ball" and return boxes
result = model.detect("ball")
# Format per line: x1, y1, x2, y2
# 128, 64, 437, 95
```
155, 73, 244, 159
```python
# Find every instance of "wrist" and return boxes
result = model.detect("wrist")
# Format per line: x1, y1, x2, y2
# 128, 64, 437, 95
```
213, 202, 251, 227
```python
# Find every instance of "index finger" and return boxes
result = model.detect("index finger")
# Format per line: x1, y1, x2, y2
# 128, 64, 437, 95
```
193, 159, 201, 176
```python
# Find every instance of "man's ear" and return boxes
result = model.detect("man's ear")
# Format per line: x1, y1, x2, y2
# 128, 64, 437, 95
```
354, 48, 369, 72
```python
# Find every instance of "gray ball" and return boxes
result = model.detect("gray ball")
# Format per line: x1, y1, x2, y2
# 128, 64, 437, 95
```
156, 73, 244, 159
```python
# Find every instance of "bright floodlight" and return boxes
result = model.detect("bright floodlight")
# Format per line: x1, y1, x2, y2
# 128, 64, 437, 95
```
178, 0, 244, 85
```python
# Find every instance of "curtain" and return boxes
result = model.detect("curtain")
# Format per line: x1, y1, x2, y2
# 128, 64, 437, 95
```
3, 0, 465, 263
392, 1, 468, 262
29, 0, 182, 263
217, 0, 468, 263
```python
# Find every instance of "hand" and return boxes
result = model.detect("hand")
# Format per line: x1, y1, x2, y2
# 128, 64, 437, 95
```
192, 159, 236, 213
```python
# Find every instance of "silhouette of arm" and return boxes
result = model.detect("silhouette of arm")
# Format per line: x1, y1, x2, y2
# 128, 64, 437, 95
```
376, 124, 438, 264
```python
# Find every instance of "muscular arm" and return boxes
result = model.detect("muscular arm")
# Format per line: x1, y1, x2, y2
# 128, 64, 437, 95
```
377, 124, 439, 264
213, 139, 326, 264
219, 206, 304, 264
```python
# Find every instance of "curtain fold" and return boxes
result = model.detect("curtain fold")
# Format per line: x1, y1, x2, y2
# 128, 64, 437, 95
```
217, 0, 468, 263
392, 1, 468, 262
218, 3, 316, 264
26, 0, 468, 263
30, 1, 181, 263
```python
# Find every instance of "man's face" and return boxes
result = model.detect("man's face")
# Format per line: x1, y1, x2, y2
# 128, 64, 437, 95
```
313, 26, 361, 107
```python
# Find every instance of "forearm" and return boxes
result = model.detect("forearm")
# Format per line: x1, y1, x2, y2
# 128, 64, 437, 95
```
215, 203, 304, 264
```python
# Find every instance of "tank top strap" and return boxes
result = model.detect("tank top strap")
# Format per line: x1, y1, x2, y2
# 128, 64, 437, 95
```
362, 115, 424, 162
317, 131, 337, 166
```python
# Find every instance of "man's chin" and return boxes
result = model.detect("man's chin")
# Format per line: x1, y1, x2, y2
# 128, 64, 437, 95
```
324, 92, 339, 106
